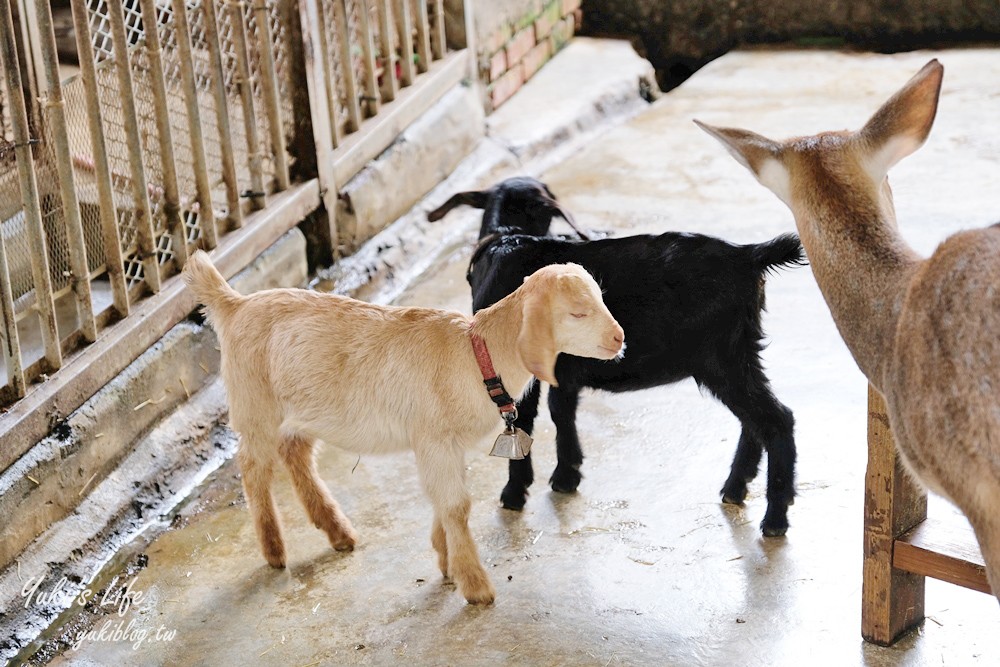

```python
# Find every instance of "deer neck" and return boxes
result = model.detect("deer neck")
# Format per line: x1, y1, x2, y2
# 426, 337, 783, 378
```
792, 182, 922, 388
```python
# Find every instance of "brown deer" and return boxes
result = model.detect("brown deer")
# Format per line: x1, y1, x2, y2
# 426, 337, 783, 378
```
695, 60, 1000, 601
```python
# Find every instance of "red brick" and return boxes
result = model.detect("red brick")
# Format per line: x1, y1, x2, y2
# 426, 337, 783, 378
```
489, 65, 525, 110
505, 26, 536, 66
561, 0, 582, 16
488, 49, 507, 82
521, 39, 552, 81
533, 0, 562, 39
550, 15, 575, 53
480, 25, 513, 57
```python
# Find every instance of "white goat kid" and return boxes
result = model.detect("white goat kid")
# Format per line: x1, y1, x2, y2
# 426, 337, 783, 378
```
183, 251, 624, 604
697, 60, 1000, 601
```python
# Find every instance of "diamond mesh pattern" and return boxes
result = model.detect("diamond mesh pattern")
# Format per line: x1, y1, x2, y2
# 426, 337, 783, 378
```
242, 0, 275, 183
321, 0, 350, 138
0, 0, 447, 402
214, 0, 252, 191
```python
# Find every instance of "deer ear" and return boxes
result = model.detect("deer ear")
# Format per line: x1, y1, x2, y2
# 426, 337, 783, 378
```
427, 190, 491, 221
858, 59, 943, 181
517, 289, 558, 387
694, 119, 790, 204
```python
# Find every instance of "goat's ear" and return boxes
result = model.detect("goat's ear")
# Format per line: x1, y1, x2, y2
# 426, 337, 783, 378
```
553, 202, 589, 241
427, 191, 491, 221
538, 188, 589, 240
694, 119, 790, 204
517, 289, 558, 387
857, 59, 943, 182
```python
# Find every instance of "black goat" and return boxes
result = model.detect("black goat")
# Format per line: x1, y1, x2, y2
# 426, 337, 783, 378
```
428, 177, 807, 536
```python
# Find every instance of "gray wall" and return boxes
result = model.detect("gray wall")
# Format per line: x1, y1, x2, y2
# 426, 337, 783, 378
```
581, 0, 1000, 89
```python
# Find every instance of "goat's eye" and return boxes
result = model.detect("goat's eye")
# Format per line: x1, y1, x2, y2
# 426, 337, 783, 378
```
571, 312, 588, 319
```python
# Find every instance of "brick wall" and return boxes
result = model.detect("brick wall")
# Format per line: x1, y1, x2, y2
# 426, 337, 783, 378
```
481, 0, 583, 111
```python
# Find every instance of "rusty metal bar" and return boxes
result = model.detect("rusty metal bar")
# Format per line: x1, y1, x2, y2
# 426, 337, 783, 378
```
311, 0, 341, 147
376, 0, 397, 102
251, 0, 289, 190
0, 1, 26, 393
298, 0, 339, 249
34, 0, 96, 342
355, 0, 380, 116
12, 0, 41, 132
412, 0, 431, 73
201, 0, 243, 228
107, 0, 162, 293
170, 0, 218, 249
138, 0, 188, 269
393, 0, 414, 86
332, 0, 362, 132
69, 0, 128, 318
430, 0, 444, 60
0, 231, 24, 397
0, 0, 61, 371
227, 0, 266, 210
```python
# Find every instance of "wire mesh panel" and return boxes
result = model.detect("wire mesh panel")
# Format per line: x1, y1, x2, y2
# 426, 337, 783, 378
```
0, 150, 32, 307
318, 0, 448, 141
0, 79, 12, 142
61, 81, 110, 275
0, 0, 456, 407
266, 2, 295, 154
186, 0, 238, 227
212, 0, 253, 196
152, 1, 201, 248
320, 0, 351, 139
241, 1, 273, 183
0, 0, 306, 405
88, 0, 144, 62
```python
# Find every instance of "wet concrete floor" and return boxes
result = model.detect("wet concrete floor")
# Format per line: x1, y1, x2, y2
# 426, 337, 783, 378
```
43, 48, 1000, 666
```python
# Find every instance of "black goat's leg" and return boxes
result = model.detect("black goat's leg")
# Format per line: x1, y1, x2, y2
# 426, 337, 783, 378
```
548, 385, 584, 493
698, 368, 796, 536
501, 379, 542, 510
720, 428, 764, 505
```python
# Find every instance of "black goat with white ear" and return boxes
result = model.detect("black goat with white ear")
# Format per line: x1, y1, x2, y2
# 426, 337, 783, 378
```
428, 176, 807, 537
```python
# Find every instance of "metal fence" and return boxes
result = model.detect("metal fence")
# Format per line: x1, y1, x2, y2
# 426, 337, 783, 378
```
0, 0, 451, 408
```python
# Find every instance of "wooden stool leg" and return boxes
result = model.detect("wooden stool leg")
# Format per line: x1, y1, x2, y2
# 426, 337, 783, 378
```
862, 384, 928, 645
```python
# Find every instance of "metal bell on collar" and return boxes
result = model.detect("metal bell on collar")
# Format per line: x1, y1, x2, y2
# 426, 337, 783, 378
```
490, 415, 533, 460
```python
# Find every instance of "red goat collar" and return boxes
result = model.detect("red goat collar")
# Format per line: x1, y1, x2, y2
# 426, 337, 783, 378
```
470, 332, 517, 419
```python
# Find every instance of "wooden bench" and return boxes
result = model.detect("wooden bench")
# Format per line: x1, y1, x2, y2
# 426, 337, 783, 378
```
862, 384, 992, 645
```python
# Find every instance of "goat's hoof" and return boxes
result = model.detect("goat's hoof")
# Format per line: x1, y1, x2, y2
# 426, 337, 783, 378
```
720, 484, 748, 505
549, 466, 582, 494
461, 578, 496, 605
265, 552, 287, 569
760, 518, 789, 537
331, 537, 356, 552
500, 487, 527, 511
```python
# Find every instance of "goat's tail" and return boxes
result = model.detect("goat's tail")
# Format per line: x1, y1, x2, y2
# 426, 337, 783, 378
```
183, 250, 243, 325
751, 233, 807, 275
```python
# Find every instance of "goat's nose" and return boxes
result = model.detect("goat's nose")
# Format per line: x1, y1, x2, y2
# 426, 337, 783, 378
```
612, 326, 624, 345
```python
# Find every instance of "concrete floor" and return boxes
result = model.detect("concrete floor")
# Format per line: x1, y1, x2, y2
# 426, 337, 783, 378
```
41, 47, 1000, 665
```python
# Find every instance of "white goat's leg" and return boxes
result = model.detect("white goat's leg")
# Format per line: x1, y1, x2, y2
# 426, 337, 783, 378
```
279, 434, 358, 552
416, 443, 495, 604
431, 515, 448, 577
238, 443, 286, 568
